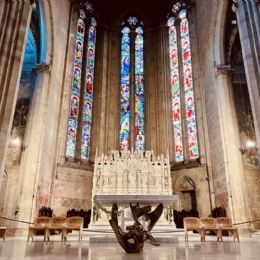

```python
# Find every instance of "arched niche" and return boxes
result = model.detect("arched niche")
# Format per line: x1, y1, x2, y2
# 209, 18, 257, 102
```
175, 175, 197, 212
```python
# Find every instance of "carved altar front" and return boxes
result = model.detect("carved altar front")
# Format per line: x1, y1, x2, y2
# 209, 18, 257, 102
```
92, 150, 172, 196
90, 150, 176, 230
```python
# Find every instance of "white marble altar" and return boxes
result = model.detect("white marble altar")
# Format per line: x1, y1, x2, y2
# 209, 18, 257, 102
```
92, 150, 173, 196
90, 150, 177, 230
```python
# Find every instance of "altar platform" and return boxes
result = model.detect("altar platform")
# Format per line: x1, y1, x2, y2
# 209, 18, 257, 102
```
94, 194, 178, 206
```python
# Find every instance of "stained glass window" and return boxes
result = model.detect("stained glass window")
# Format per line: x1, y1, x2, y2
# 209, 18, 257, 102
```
66, 10, 97, 160
66, 10, 86, 158
168, 17, 184, 162
119, 18, 145, 152
168, 8, 199, 162
81, 17, 97, 159
134, 27, 145, 151
120, 26, 131, 150
180, 9, 199, 159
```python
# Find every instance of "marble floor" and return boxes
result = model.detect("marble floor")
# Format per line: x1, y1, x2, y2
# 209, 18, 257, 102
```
1, 233, 260, 260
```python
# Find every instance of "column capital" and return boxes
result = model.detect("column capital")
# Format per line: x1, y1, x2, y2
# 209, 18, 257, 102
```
215, 64, 234, 77
33, 63, 51, 73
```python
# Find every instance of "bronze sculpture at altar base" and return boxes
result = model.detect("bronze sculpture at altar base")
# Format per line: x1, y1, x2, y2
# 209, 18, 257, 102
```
92, 195, 178, 253
109, 203, 163, 253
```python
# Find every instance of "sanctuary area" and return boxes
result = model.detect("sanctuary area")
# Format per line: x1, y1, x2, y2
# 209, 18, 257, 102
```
0, 0, 260, 258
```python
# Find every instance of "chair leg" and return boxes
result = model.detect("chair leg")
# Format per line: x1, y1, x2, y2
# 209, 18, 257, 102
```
184, 230, 188, 242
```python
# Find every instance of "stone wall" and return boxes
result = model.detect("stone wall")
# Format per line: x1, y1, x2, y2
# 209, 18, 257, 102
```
172, 166, 211, 218
52, 165, 93, 217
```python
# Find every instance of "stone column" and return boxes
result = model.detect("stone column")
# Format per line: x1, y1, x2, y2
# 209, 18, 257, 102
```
156, 26, 172, 156
90, 27, 109, 156
215, 65, 250, 226
235, 0, 260, 153
13, 64, 51, 234
0, 0, 33, 196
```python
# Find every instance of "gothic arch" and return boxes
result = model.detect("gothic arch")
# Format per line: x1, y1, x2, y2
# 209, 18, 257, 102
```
213, 0, 227, 65
175, 175, 197, 211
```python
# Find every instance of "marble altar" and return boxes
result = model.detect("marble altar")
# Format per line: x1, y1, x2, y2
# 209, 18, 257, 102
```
90, 150, 177, 230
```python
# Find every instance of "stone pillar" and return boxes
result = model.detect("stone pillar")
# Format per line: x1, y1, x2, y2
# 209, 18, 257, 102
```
13, 64, 51, 234
156, 26, 172, 156
235, 0, 260, 153
0, 0, 33, 197
215, 66, 250, 226
91, 27, 109, 156
144, 29, 159, 153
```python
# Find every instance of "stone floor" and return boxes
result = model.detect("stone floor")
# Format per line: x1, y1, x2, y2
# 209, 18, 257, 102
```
0, 232, 260, 259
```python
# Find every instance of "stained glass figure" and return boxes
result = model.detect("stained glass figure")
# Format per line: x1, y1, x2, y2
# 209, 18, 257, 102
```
81, 17, 97, 159
168, 17, 184, 162
120, 26, 131, 150
66, 9, 86, 158
134, 27, 145, 151
180, 9, 199, 159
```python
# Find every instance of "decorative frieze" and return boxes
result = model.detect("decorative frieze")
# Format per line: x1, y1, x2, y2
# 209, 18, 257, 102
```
92, 150, 173, 196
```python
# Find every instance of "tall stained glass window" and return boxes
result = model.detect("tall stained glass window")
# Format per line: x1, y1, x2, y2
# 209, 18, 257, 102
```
66, 8, 97, 160
120, 17, 145, 152
168, 3, 199, 162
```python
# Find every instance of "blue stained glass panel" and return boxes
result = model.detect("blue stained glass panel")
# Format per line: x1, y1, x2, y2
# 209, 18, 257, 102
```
120, 27, 131, 150
81, 17, 97, 159
66, 10, 86, 158
134, 26, 145, 151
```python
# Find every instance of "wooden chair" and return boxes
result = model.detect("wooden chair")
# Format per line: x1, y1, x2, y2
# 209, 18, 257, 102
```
46, 217, 68, 241
27, 217, 52, 242
200, 217, 221, 241
63, 217, 83, 242
216, 217, 239, 242
0, 227, 7, 242
183, 217, 204, 242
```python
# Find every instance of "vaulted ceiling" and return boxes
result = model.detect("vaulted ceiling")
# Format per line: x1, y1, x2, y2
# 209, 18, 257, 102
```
91, 0, 173, 27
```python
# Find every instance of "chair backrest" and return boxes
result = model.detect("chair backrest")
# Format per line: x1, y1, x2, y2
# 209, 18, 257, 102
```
52, 217, 67, 225
35, 217, 52, 224
216, 217, 232, 227
200, 217, 216, 228
67, 217, 83, 228
184, 217, 200, 229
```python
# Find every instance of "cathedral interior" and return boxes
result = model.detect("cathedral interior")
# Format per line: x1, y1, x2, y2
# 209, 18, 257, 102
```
0, 0, 260, 258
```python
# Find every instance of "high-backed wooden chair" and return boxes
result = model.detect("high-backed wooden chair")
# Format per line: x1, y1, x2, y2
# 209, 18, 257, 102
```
0, 227, 7, 242
27, 217, 52, 242
200, 217, 221, 241
46, 217, 68, 241
216, 217, 239, 242
63, 217, 83, 242
183, 217, 204, 242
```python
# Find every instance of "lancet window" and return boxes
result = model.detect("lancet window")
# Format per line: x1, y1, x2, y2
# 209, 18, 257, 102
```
120, 17, 145, 152
66, 8, 97, 160
168, 2, 199, 162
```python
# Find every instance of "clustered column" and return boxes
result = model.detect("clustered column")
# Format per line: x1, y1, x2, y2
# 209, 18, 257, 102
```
0, 0, 33, 180
234, 0, 260, 153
